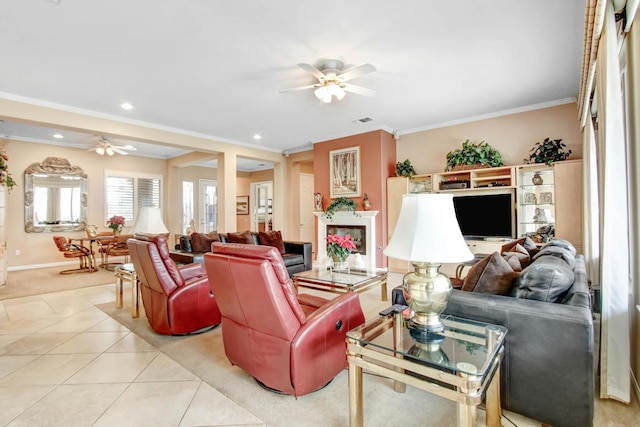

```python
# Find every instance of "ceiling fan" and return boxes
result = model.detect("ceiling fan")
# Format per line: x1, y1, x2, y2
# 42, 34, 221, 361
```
90, 137, 137, 156
281, 59, 376, 103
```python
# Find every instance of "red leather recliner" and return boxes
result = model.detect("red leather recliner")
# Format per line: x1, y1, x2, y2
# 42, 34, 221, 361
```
204, 242, 366, 396
127, 235, 221, 335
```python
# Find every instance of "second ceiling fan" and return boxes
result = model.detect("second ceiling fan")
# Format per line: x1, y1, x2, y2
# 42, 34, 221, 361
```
281, 59, 376, 103
90, 136, 137, 156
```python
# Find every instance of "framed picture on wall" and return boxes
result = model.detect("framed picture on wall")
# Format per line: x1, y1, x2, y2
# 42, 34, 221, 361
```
330, 146, 361, 198
236, 196, 249, 215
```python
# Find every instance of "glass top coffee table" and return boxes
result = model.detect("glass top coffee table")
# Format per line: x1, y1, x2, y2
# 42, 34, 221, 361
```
346, 311, 507, 427
293, 268, 388, 301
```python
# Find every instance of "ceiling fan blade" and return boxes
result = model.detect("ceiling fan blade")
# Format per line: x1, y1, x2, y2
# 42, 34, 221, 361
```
338, 63, 376, 82
342, 83, 376, 97
297, 63, 326, 80
112, 147, 128, 155
279, 84, 319, 93
114, 145, 137, 151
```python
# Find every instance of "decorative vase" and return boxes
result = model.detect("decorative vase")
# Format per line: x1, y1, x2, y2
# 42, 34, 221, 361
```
362, 193, 371, 211
330, 255, 350, 272
531, 172, 543, 185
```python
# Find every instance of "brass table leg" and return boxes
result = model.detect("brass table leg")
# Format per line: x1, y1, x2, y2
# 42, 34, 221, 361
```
130, 271, 139, 318
486, 365, 502, 427
393, 311, 406, 393
347, 337, 363, 427
115, 275, 124, 309
381, 275, 388, 302
457, 370, 478, 427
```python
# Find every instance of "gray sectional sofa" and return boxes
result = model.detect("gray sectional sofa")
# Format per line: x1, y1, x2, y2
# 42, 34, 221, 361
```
393, 239, 594, 427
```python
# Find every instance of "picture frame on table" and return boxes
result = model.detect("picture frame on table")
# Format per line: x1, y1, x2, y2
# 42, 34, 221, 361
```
330, 146, 361, 198
236, 196, 249, 215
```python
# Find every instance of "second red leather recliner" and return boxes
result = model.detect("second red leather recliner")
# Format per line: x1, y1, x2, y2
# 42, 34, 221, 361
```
204, 242, 366, 396
128, 235, 221, 335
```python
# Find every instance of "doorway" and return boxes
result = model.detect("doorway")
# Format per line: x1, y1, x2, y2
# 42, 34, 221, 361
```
250, 181, 273, 232
299, 173, 315, 243
199, 179, 218, 233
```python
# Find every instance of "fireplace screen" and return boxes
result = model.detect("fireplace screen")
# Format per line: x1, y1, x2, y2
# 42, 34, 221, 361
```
326, 225, 366, 255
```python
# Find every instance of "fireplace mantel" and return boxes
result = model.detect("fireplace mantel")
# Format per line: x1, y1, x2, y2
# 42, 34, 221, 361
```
315, 211, 379, 271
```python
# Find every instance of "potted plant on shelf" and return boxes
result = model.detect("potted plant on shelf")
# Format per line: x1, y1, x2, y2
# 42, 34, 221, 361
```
323, 197, 358, 220
524, 137, 572, 165
445, 139, 504, 171
395, 159, 416, 178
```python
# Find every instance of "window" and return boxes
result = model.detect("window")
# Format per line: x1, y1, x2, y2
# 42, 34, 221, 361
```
105, 171, 162, 225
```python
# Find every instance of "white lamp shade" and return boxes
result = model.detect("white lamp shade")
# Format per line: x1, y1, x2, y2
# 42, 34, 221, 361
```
384, 193, 473, 263
131, 207, 169, 235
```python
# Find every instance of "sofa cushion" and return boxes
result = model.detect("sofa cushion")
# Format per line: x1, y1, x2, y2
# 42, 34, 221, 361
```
514, 255, 575, 303
543, 238, 576, 256
191, 232, 220, 253
282, 253, 304, 267
462, 252, 516, 295
227, 230, 254, 244
533, 245, 576, 269
258, 230, 286, 254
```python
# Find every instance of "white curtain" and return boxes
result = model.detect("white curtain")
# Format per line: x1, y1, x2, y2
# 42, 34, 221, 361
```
583, 117, 601, 284
595, 0, 631, 403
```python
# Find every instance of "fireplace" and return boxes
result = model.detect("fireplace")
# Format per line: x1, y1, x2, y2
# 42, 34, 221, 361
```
315, 211, 378, 271
326, 225, 366, 255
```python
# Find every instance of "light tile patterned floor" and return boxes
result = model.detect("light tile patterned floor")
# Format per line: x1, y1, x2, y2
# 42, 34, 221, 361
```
0, 284, 265, 427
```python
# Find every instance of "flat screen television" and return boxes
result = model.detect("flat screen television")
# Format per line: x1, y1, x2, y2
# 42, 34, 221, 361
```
452, 192, 514, 240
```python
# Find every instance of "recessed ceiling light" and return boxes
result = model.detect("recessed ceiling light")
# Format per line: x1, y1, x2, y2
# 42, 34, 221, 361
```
120, 102, 134, 110
253, 134, 262, 140
53, 133, 64, 139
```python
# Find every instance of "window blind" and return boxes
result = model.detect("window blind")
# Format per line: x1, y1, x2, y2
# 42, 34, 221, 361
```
106, 176, 134, 224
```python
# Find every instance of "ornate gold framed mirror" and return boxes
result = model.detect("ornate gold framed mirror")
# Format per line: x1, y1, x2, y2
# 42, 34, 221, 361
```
24, 157, 88, 233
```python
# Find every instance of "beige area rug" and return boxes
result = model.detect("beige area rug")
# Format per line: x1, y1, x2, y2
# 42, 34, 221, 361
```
1, 265, 118, 300
97, 287, 540, 427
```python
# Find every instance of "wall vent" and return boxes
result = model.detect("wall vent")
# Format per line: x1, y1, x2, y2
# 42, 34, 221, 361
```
353, 117, 374, 124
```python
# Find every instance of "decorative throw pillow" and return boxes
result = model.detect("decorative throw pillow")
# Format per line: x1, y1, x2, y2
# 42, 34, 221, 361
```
190, 232, 217, 253
206, 231, 221, 242
502, 243, 531, 270
515, 255, 575, 303
258, 230, 286, 254
461, 252, 516, 295
503, 253, 524, 272
227, 230, 254, 244
501, 236, 539, 257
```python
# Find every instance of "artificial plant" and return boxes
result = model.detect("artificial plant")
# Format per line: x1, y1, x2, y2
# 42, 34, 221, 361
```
445, 139, 504, 171
524, 137, 571, 165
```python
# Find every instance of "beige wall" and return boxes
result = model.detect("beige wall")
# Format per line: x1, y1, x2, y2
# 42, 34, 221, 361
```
6, 139, 166, 268
398, 103, 583, 174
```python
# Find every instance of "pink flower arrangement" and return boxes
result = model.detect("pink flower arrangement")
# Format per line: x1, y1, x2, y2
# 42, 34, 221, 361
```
326, 233, 357, 262
107, 215, 126, 233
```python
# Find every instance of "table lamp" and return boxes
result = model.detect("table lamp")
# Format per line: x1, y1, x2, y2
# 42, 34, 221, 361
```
131, 207, 169, 237
384, 193, 473, 332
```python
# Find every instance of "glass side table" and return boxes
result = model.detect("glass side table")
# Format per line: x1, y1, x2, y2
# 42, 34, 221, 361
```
346, 312, 507, 427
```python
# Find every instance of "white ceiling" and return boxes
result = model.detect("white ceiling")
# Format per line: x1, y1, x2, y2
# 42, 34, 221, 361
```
0, 0, 585, 169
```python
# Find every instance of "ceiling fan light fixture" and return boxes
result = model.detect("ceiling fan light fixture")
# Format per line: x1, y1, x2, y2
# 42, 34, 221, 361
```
314, 86, 327, 100
105, 146, 115, 156
329, 83, 346, 100
95, 146, 105, 156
